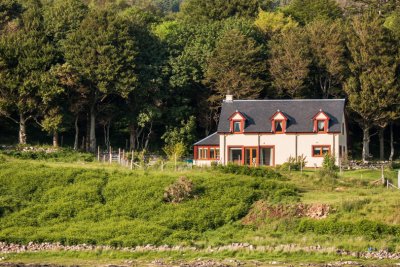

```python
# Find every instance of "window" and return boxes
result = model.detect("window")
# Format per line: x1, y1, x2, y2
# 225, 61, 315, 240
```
229, 148, 242, 164
275, 120, 283, 133
312, 145, 330, 157
317, 120, 325, 132
209, 148, 220, 159
198, 148, 208, 159
233, 121, 241, 133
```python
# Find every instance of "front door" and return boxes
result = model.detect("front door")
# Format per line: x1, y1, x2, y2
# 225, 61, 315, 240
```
245, 148, 257, 166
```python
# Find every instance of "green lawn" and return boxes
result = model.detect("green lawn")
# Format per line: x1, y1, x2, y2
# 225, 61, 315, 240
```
0, 154, 400, 265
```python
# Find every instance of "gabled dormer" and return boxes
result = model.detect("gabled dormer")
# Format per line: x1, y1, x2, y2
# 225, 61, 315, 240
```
312, 109, 330, 133
270, 110, 288, 133
229, 110, 246, 134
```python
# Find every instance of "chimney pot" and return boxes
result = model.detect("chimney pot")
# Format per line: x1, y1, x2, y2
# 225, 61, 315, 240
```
226, 94, 233, 102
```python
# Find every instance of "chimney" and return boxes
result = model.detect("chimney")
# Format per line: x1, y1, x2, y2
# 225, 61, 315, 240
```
226, 90, 233, 102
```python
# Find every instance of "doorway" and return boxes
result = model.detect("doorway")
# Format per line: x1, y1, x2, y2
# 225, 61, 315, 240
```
245, 148, 258, 166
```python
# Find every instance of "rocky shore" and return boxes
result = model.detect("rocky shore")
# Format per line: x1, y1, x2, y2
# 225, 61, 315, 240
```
1, 242, 400, 261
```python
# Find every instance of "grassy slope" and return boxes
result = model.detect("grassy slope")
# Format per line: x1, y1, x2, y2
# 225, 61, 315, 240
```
0, 155, 400, 264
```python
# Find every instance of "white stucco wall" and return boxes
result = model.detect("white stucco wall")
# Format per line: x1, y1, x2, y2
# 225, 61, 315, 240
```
219, 133, 344, 167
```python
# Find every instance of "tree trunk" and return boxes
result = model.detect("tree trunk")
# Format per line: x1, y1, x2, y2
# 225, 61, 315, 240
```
379, 127, 385, 161
53, 131, 59, 147
86, 113, 90, 151
74, 115, 79, 151
389, 123, 394, 162
129, 123, 136, 151
89, 105, 96, 153
362, 125, 371, 163
18, 113, 27, 145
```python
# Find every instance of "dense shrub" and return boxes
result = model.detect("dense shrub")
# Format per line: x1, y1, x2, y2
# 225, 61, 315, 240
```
278, 155, 307, 171
214, 163, 283, 179
164, 176, 195, 203
0, 160, 296, 245
297, 219, 400, 239
0, 148, 94, 162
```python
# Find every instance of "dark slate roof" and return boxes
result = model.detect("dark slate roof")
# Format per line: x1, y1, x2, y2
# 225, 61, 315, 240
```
194, 132, 220, 146
217, 99, 345, 133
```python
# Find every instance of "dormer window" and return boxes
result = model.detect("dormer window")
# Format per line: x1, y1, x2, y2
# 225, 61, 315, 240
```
229, 110, 246, 134
275, 120, 284, 133
313, 110, 330, 133
233, 121, 242, 133
270, 110, 288, 134
317, 120, 325, 132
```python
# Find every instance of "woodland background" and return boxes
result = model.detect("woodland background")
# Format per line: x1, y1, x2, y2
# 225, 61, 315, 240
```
0, 0, 399, 162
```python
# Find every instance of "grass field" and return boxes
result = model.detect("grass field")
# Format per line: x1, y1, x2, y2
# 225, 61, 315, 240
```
0, 152, 399, 265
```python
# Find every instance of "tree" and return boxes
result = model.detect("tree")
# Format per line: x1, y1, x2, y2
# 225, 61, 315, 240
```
344, 13, 399, 162
119, 7, 164, 151
180, 0, 268, 22
0, 0, 56, 144
306, 19, 346, 98
63, 6, 138, 152
283, 0, 343, 24
205, 29, 267, 119
162, 116, 197, 155
269, 27, 311, 98
254, 10, 298, 38
0, 0, 22, 31
43, 0, 88, 45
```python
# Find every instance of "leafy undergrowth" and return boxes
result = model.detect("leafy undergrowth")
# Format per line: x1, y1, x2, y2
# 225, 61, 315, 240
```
0, 159, 297, 247
0, 148, 94, 162
1, 156, 400, 253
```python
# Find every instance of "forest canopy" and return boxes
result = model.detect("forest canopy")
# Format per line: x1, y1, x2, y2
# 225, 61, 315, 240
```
0, 0, 399, 162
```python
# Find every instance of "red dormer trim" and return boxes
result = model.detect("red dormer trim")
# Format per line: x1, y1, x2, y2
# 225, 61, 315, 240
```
312, 110, 330, 133
270, 110, 288, 133
229, 110, 246, 134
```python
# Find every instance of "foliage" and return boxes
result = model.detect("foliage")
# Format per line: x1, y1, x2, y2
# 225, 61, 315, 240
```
0, 160, 296, 246
214, 163, 283, 180
180, 0, 267, 21
283, 0, 343, 25
269, 27, 311, 98
163, 142, 186, 162
344, 13, 399, 162
298, 219, 400, 239
254, 10, 298, 37
205, 29, 267, 107
163, 176, 195, 203
162, 116, 196, 161
279, 155, 307, 171
0, 148, 94, 162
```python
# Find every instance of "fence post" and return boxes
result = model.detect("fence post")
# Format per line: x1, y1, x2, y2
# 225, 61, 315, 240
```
109, 146, 112, 164
97, 146, 100, 161
300, 161, 303, 175
381, 165, 385, 185
130, 150, 133, 170
398, 170, 400, 189
118, 148, 121, 164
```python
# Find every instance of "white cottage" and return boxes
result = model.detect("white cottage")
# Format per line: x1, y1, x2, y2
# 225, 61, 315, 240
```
193, 95, 347, 168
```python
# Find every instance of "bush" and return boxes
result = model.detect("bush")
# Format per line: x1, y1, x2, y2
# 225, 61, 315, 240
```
0, 148, 94, 162
213, 163, 283, 179
297, 219, 400, 239
315, 154, 338, 179
279, 155, 307, 171
163, 177, 195, 203
341, 198, 371, 212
